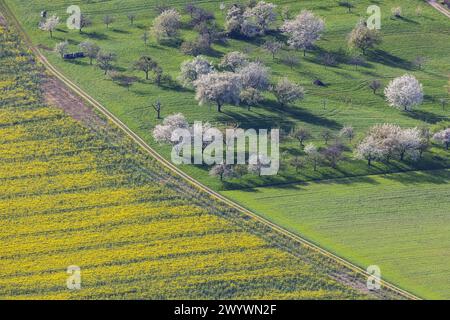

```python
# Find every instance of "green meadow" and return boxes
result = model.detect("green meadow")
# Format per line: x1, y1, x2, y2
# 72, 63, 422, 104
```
224, 169, 450, 299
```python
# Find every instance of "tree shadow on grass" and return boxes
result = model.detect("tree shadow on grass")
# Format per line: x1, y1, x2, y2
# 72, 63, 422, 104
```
259, 99, 342, 130
405, 109, 447, 124
84, 31, 109, 41
368, 50, 414, 70
393, 16, 419, 25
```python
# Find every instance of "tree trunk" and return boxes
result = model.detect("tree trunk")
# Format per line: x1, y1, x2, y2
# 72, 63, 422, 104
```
217, 102, 222, 113
303, 49, 306, 57
145, 71, 149, 80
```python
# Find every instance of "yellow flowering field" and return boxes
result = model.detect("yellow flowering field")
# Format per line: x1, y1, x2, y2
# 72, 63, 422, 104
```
0, 22, 382, 300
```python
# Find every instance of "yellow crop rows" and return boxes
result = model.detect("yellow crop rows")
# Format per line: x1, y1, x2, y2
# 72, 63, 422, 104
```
0, 22, 367, 300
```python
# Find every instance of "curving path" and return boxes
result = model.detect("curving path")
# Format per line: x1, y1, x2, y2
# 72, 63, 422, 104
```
427, 0, 450, 18
0, 0, 420, 300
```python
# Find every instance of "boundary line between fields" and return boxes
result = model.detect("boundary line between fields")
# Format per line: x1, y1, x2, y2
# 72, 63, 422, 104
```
0, 0, 421, 300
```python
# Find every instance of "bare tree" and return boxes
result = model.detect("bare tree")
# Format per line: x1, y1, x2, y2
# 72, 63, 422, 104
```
152, 9, 181, 42
178, 56, 214, 88
220, 51, 249, 72
273, 78, 304, 107
281, 54, 299, 70
339, 125, 355, 143
133, 56, 157, 80
39, 15, 59, 38
97, 51, 117, 75
433, 129, 450, 150
369, 79, 382, 94
79, 41, 100, 65
141, 31, 149, 46
109, 71, 138, 91
103, 15, 115, 29
304, 143, 321, 171
281, 10, 325, 56
127, 14, 136, 26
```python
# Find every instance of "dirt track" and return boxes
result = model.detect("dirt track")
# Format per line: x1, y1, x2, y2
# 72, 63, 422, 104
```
427, 0, 450, 18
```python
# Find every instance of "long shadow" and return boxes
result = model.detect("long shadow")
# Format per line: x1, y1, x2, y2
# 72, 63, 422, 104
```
383, 169, 450, 185
84, 31, 109, 41
214, 108, 297, 132
405, 109, 447, 124
394, 16, 419, 25
259, 99, 342, 130
368, 50, 414, 70
65, 59, 89, 67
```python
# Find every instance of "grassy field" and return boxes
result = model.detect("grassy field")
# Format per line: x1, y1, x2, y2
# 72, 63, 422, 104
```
3, 0, 449, 299
0, 20, 375, 300
224, 169, 450, 299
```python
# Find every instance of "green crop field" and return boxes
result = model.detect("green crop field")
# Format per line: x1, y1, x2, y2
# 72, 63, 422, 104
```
2, 0, 449, 299
0, 20, 379, 300
224, 169, 450, 299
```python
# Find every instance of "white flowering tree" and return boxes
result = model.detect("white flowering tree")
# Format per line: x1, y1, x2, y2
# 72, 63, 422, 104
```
273, 77, 305, 106
248, 154, 271, 176
433, 128, 450, 150
238, 62, 270, 91
355, 136, 384, 166
281, 10, 325, 56
152, 113, 189, 143
384, 74, 424, 111
395, 127, 422, 161
178, 56, 214, 88
220, 51, 249, 72
39, 15, 59, 38
152, 9, 182, 42
79, 41, 100, 65
225, 4, 244, 34
356, 124, 423, 165
194, 72, 242, 112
